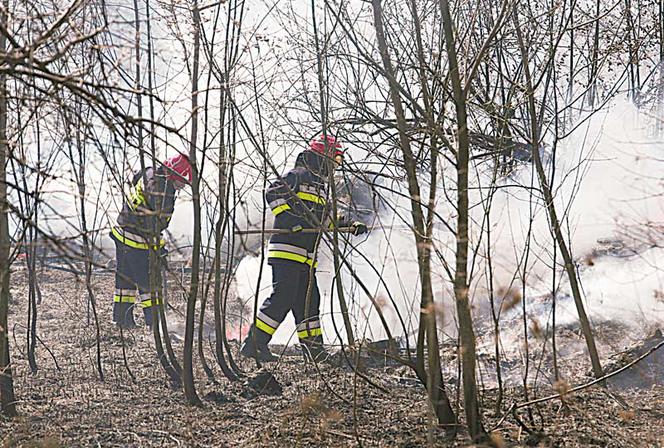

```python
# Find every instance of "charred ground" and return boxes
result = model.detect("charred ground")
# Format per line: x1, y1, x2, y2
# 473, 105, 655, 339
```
1, 266, 662, 447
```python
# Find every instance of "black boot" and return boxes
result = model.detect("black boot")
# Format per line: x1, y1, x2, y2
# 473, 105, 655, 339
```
240, 327, 279, 362
114, 302, 137, 329
112, 301, 122, 324
143, 306, 154, 329
240, 341, 280, 363
123, 304, 137, 328
301, 336, 328, 363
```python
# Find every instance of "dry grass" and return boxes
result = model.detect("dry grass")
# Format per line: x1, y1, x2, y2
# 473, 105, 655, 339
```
1, 267, 662, 447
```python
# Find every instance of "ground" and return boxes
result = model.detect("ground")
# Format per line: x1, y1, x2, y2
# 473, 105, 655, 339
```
1, 266, 663, 447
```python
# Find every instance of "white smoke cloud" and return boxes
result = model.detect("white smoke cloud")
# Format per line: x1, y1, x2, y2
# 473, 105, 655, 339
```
237, 98, 664, 346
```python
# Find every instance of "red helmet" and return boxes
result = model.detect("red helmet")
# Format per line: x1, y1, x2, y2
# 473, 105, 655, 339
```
163, 153, 192, 185
308, 134, 344, 157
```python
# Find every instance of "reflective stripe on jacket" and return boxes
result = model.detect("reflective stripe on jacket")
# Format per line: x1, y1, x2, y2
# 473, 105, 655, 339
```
266, 151, 331, 267
117, 166, 176, 242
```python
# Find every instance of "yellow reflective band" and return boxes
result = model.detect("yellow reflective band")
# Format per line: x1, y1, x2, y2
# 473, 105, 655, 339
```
272, 204, 291, 216
129, 179, 146, 211
297, 327, 323, 339
113, 295, 136, 304
141, 298, 163, 308
255, 319, 277, 335
112, 227, 165, 251
267, 251, 318, 267
296, 192, 326, 205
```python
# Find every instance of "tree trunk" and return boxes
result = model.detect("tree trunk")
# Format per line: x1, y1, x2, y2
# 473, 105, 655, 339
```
438, 0, 486, 440
0, 0, 17, 414
588, 0, 600, 106
75, 108, 104, 381
183, 0, 202, 406
513, 10, 604, 381
143, 0, 182, 382
310, 0, 356, 348
371, 0, 455, 429
211, 130, 239, 379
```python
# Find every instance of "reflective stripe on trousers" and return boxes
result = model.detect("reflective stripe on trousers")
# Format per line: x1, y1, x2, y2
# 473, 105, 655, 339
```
267, 242, 317, 267
255, 311, 279, 335
112, 227, 165, 250
249, 262, 322, 346
113, 288, 136, 303
296, 319, 322, 339
139, 293, 163, 308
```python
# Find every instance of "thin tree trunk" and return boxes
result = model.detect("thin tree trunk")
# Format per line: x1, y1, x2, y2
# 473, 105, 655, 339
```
484, 165, 503, 413
144, 0, 182, 380
513, 10, 604, 381
75, 108, 104, 381
438, 0, 486, 440
27, 212, 38, 374
15, 101, 38, 375
588, 0, 600, 106
658, 0, 664, 134
132, 0, 181, 385
310, 0, 356, 349
624, 0, 636, 99
0, 0, 17, 414
551, 246, 559, 381
183, 0, 202, 405
211, 126, 239, 380
660, 0, 664, 60
371, 0, 455, 429
197, 274, 216, 383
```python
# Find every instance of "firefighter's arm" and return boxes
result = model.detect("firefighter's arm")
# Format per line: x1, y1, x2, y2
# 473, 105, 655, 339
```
143, 171, 173, 234
266, 170, 305, 231
153, 177, 174, 233
333, 214, 368, 235
265, 175, 292, 216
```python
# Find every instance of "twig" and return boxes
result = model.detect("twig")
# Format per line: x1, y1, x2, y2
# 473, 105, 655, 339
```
515, 339, 664, 409
490, 338, 663, 432
235, 227, 355, 235
489, 402, 516, 432
325, 429, 360, 440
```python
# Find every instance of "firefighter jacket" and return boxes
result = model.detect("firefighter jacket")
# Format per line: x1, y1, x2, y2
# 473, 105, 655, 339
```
112, 166, 176, 250
267, 150, 341, 269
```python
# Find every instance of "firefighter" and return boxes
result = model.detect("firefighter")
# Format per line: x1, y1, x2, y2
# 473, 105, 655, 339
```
111, 153, 192, 328
240, 134, 368, 362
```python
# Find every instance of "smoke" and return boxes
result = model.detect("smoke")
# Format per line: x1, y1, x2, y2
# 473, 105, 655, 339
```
236, 98, 664, 346
482, 99, 664, 333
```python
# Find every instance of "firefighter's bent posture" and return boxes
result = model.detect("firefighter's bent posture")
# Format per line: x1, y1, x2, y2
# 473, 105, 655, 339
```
111, 154, 192, 328
240, 135, 367, 362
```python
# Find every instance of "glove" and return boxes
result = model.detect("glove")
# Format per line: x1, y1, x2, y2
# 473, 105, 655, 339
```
350, 221, 368, 236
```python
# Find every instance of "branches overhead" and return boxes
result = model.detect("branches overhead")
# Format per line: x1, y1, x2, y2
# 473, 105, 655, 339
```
0, 1, 662, 446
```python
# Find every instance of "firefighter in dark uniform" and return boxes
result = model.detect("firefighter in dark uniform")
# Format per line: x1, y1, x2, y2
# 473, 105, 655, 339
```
111, 153, 192, 328
240, 135, 367, 362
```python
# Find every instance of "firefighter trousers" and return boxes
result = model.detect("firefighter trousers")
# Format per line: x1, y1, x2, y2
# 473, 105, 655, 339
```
249, 261, 322, 347
112, 235, 162, 327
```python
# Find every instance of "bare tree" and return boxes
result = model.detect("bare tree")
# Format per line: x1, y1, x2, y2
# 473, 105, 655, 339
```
371, 0, 456, 430
0, 0, 17, 416
182, 0, 203, 406
512, 4, 604, 381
